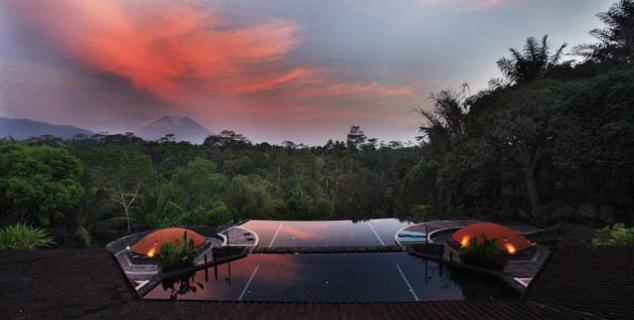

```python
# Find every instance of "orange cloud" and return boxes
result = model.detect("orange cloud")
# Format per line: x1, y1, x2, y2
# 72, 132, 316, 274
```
11, 0, 302, 101
10, 0, 417, 109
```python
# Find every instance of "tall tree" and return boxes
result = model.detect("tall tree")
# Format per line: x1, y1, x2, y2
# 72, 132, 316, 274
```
346, 126, 367, 150
88, 146, 155, 233
203, 130, 251, 148
0, 144, 83, 226
152, 157, 231, 227
418, 88, 469, 143
497, 35, 567, 83
576, 0, 634, 64
225, 175, 284, 220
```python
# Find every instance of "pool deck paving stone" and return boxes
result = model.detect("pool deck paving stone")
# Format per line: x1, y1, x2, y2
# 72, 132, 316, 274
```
1, 245, 632, 319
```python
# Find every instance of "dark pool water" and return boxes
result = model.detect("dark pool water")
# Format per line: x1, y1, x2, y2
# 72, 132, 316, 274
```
240, 218, 413, 248
144, 252, 515, 302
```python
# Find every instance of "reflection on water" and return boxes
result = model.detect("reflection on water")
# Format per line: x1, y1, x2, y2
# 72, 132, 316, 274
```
145, 253, 515, 302
448, 267, 518, 300
160, 271, 203, 300
241, 218, 414, 247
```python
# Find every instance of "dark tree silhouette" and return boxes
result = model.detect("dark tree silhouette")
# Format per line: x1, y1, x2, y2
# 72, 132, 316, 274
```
576, 0, 634, 64
417, 86, 469, 149
346, 126, 367, 150
497, 35, 567, 83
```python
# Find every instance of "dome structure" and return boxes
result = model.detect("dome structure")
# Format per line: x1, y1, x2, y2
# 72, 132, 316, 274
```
451, 222, 532, 254
131, 227, 205, 257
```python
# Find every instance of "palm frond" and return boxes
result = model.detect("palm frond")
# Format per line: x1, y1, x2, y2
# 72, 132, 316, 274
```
498, 34, 567, 82
541, 35, 550, 59
524, 36, 539, 61
509, 48, 524, 63
75, 226, 93, 247
550, 43, 568, 64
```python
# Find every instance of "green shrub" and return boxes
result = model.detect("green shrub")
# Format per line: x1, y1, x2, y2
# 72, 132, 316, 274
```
150, 201, 233, 229
592, 224, 634, 246
149, 201, 187, 228
159, 232, 196, 273
0, 223, 55, 249
459, 235, 507, 271
409, 204, 435, 219
181, 202, 232, 226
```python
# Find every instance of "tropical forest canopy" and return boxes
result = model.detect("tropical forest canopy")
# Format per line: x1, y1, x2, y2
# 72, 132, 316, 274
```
1, 0, 633, 247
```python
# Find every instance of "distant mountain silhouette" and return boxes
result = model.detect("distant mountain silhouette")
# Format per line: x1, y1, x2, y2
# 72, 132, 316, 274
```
137, 116, 211, 144
0, 117, 93, 140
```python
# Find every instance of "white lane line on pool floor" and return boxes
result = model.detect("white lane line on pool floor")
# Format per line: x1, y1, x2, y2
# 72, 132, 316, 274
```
366, 221, 386, 246
238, 264, 260, 301
395, 263, 420, 301
268, 222, 285, 247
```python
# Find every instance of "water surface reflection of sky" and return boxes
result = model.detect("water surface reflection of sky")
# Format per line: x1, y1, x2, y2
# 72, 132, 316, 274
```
146, 252, 513, 302
241, 219, 414, 247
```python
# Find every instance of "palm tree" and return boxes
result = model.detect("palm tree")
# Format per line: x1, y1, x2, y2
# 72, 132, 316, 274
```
418, 85, 470, 147
497, 35, 567, 83
72, 188, 128, 247
575, 0, 634, 64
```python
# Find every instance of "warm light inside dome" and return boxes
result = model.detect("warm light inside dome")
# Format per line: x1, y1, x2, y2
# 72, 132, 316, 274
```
452, 223, 532, 254
460, 235, 470, 247
147, 242, 158, 258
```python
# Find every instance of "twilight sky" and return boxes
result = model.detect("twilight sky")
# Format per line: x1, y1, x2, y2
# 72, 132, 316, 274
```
0, 0, 611, 145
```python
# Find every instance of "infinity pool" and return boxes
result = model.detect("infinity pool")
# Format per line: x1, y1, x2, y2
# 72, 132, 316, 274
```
145, 252, 515, 302
144, 219, 516, 302
240, 218, 413, 247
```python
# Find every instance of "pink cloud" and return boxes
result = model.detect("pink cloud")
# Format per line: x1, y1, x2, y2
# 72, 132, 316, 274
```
10, 0, 417, 103
10, 0, 306, 102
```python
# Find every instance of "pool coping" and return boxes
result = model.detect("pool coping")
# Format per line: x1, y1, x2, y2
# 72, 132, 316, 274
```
252, 245, 402, 254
